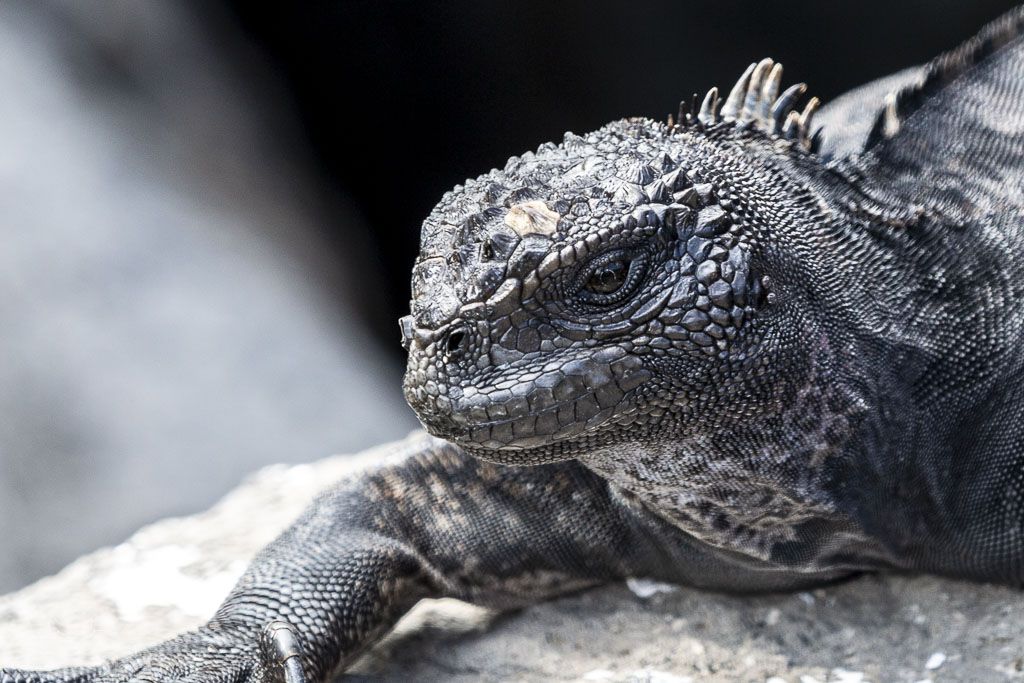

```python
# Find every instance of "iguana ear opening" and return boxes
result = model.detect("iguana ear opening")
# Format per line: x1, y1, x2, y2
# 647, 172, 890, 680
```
669, 58, 822, 153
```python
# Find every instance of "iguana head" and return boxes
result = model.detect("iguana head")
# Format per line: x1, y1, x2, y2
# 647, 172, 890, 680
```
402, 59, 831, 466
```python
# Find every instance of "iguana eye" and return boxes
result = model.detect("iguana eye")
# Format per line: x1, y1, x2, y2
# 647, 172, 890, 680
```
577, 252, 646, 306
586, 259, 628, 294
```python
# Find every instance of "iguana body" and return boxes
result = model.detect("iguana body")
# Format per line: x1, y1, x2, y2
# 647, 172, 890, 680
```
6, 7, 1024, 682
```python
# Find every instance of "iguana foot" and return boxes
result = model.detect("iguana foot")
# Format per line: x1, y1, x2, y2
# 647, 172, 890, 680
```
1, 620, 309, 683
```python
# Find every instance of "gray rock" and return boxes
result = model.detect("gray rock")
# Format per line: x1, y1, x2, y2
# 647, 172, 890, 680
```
0, 1, 416, 592
3, 434, 1023, 682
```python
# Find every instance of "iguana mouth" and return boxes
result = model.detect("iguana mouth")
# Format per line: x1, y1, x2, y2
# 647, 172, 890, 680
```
403, 339, 651, 451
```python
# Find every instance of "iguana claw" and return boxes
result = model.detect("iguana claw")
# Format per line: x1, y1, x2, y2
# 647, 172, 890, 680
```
260, 621, 307, 683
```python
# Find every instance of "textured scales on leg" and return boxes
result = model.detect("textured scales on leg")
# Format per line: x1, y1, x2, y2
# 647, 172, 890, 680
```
6, 6, 1024, 681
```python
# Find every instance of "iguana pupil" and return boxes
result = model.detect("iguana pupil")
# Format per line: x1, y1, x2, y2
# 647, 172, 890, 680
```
586, 260, 628, 294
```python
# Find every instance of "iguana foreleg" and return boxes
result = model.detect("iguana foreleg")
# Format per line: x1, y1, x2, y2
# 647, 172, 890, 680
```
1, 434, 673, 683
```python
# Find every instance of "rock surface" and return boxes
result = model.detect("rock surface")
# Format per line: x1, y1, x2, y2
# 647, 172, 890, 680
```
2, 434, 1023, 682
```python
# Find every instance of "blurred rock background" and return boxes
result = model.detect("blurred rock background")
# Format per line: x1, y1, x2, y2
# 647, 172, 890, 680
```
0, 0, 1018, 593
0, 2, 415, 593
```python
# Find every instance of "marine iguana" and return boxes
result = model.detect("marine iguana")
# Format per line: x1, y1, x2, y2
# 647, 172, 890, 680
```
6, 6, 1024, 682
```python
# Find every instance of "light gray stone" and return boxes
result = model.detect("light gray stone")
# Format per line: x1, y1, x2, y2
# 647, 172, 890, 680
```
3, 435, 1023, 682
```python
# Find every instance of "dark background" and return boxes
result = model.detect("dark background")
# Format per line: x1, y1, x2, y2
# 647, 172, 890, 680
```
217, 0, 1020, 349
0, 0, 1018, 592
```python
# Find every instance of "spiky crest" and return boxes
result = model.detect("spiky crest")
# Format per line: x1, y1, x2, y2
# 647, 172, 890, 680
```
671, 58, 822, 153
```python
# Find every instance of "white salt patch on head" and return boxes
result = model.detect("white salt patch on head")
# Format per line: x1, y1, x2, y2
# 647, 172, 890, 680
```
504, 200, 558, 237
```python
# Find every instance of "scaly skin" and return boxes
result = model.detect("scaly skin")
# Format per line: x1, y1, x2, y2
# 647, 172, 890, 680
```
6, 7, 1024, 682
